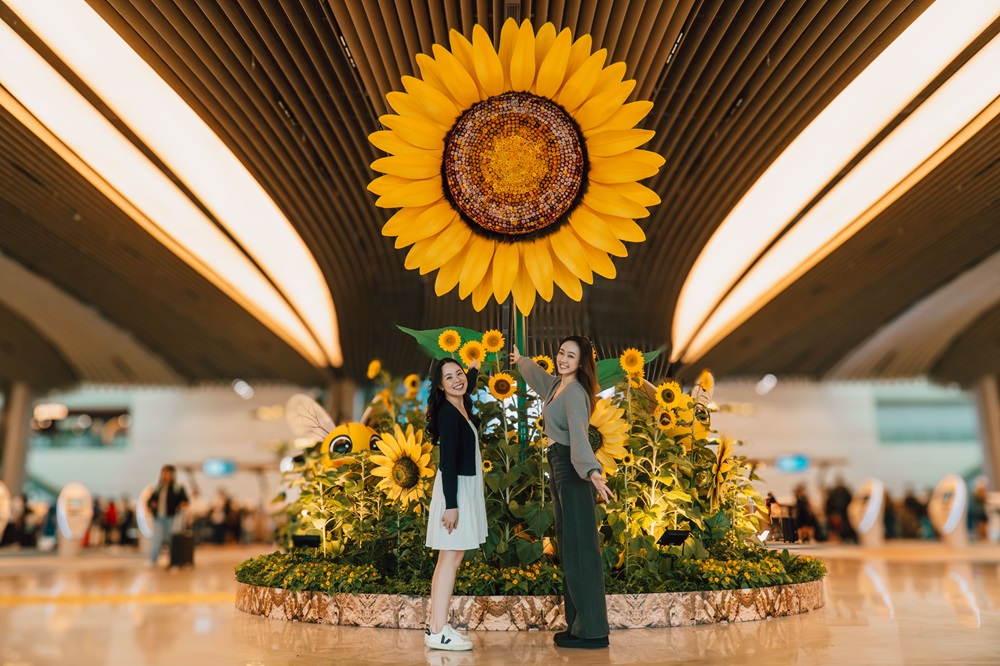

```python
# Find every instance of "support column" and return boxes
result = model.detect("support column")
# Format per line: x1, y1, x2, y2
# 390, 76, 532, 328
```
975, 375, 1000, 490
1, 382, 32, 496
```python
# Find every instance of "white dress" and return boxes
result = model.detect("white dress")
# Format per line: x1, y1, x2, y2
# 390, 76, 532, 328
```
426, 419, 488, 551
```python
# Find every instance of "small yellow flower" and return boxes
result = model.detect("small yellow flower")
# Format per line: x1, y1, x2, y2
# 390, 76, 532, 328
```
619, 348, 644, 375
366, 359, 381, 380
698, 368, 715, 393
532, 355, 555, 374
482, 329, 505, 353
655, 407, 677, 431
459, 340, 485, 367
655, 381, 682, 410
489, 372, 517, 400
404, 373, 420, 398
621, 453, 634, 465
438, 329, 461, 353
482, 460, 493, 473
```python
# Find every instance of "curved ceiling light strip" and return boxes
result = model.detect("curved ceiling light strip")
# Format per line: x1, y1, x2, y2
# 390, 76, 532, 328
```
671, 0, 1000, 363
684, 35, 1000, 364
2, 1, 342, 368
0, 253, 183, 385
827, 251, 1000, 381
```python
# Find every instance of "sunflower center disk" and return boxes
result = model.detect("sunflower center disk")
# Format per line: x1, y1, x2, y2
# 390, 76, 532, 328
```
392, 458, 420, 489
588, 425, 603, 454
444, 92, 585, 238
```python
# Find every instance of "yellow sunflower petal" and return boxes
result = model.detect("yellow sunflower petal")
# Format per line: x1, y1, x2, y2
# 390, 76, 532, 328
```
434, 246, 469, 297
551, 253, 584, 301
401, 75, 461, 124
375, 177, 443, 208
371, 152, 442, 180
585, 129, 655, 157
472, 25, 504, 97
533, 23, 557, 75
491, 242, 520, 303
509, 20, 536, 92
584, 182, 650, 218
511, 267, 536, 316
369, 467, 392, 478
458, 237, 496, 299
379, 114, 445, 150
369, 455, 392, 468
498, 17, 519, 89
595, 449, 616, 475
414, 53, 455, 103
385, 91, 447, 129
591, 61, 627, 96
430, 44, 481, 108
394, 201, 456, 248
368, 174, 413, 197
555, 49, 607, 112
405, 237, 435, 268
536, 28, 572, 99
369, 130, 437, 156
613, 182, 662, 208
523, 238, 554, 301
549, 227, 595, 282
418, 216, 471, 272
583, 101, 654, 137
472, 264, 494, 311
567, 227, 616, 278
448, 30, 481, 95
595, 210, 646, 242
565, 33, 594, 79
568, 207, 627, 256
576, 79, 637, 130
589, 156, 661, 184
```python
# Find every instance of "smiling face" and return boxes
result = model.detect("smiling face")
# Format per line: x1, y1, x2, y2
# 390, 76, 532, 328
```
556, 340, 582, 378
438, 360, 468, 399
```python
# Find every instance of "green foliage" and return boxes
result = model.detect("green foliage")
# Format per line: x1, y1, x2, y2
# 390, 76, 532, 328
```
253, 336, 824, 596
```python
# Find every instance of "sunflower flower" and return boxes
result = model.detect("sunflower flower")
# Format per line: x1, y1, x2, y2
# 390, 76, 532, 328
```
655, 381, 682, 410
533, 355, 554, 374
366, 359, 382, 380
368, 19, 663, 315
370, 424, 434, 506
489, 372, 517, 400
459, 340, 485, 367
619, 348, 643, 376
482, 460, 493, 473
438, 329, 461, 353
710, 437, 735, 510
482, 329, 505, 353
588, 398, 629, 474
404, 374, 421, 399
655, 407, 677, 431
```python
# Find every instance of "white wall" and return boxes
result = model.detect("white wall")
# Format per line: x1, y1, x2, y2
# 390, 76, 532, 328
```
27, 383, 314, 507
711, 378, 983, 507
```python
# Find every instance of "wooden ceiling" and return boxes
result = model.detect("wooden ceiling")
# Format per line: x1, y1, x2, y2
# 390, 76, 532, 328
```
1, 0, 996, 391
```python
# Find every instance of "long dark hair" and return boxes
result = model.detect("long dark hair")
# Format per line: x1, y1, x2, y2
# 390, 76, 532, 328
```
425, 357, 479, 445
559, 335, 598, 413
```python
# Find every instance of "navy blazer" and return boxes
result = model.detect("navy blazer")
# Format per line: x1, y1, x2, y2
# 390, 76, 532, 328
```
436, 368, 478, 509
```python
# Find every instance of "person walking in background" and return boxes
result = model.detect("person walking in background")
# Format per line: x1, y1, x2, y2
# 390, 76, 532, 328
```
513, 337, 614, 650
423, 356, 484, 651
146, 465, 188, 566
794, 484, 818, 543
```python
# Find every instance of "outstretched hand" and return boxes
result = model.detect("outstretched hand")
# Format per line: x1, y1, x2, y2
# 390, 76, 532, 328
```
509, 345, 521, 365
590, 471, 615, 503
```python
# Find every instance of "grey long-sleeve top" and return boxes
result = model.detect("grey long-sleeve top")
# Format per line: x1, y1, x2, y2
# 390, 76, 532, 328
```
517, 357, 602, 480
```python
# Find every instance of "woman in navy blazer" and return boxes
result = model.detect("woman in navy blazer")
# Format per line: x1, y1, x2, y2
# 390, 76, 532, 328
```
423, 357, 485, 650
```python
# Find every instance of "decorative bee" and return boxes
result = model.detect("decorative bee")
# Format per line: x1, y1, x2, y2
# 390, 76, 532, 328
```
285, 394, 380, 464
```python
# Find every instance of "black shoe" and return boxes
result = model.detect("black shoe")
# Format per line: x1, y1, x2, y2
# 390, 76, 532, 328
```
554, 633, 609, 649
553, 630, 572, 643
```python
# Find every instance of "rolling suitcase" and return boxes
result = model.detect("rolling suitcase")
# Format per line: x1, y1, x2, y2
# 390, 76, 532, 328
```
170, 531, 195, 567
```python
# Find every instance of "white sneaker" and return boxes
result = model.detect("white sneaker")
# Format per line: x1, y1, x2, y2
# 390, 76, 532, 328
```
425, 624, 473, 651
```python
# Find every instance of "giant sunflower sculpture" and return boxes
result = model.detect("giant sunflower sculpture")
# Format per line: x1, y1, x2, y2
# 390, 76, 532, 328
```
588, 397, 629, 474
370, 424, 434, 507
368, 19, 663, 315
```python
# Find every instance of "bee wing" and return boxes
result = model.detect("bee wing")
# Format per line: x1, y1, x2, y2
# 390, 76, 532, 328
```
285, 394, 336, 447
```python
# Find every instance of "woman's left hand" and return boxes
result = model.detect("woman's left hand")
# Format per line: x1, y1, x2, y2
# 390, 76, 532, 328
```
590, 471, 615, 502
467, 359, 481, 371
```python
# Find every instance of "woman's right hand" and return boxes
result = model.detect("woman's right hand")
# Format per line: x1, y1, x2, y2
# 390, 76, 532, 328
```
509, 345, 521, 365
442, 508, 459, 534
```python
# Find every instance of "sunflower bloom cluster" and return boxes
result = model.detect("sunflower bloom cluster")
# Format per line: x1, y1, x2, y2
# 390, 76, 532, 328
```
588, 398, 629, 474
370, 425, 435, 506
368, 19, 663, 315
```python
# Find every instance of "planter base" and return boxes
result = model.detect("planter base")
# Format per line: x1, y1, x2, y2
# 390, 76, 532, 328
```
235, 579, 824, 630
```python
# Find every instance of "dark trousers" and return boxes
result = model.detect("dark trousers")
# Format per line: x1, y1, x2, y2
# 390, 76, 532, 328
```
548, 443, 609, 638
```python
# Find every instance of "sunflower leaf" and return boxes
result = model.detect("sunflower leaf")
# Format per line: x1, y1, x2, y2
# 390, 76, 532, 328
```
596, 347, 663, 390
397, 325, 503, 363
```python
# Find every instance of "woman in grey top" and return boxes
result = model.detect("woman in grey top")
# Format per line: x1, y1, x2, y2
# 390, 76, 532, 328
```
512, 336, 615, 650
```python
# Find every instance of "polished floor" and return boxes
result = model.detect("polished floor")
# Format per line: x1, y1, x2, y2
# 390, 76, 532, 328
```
2, 542, 1000, 665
